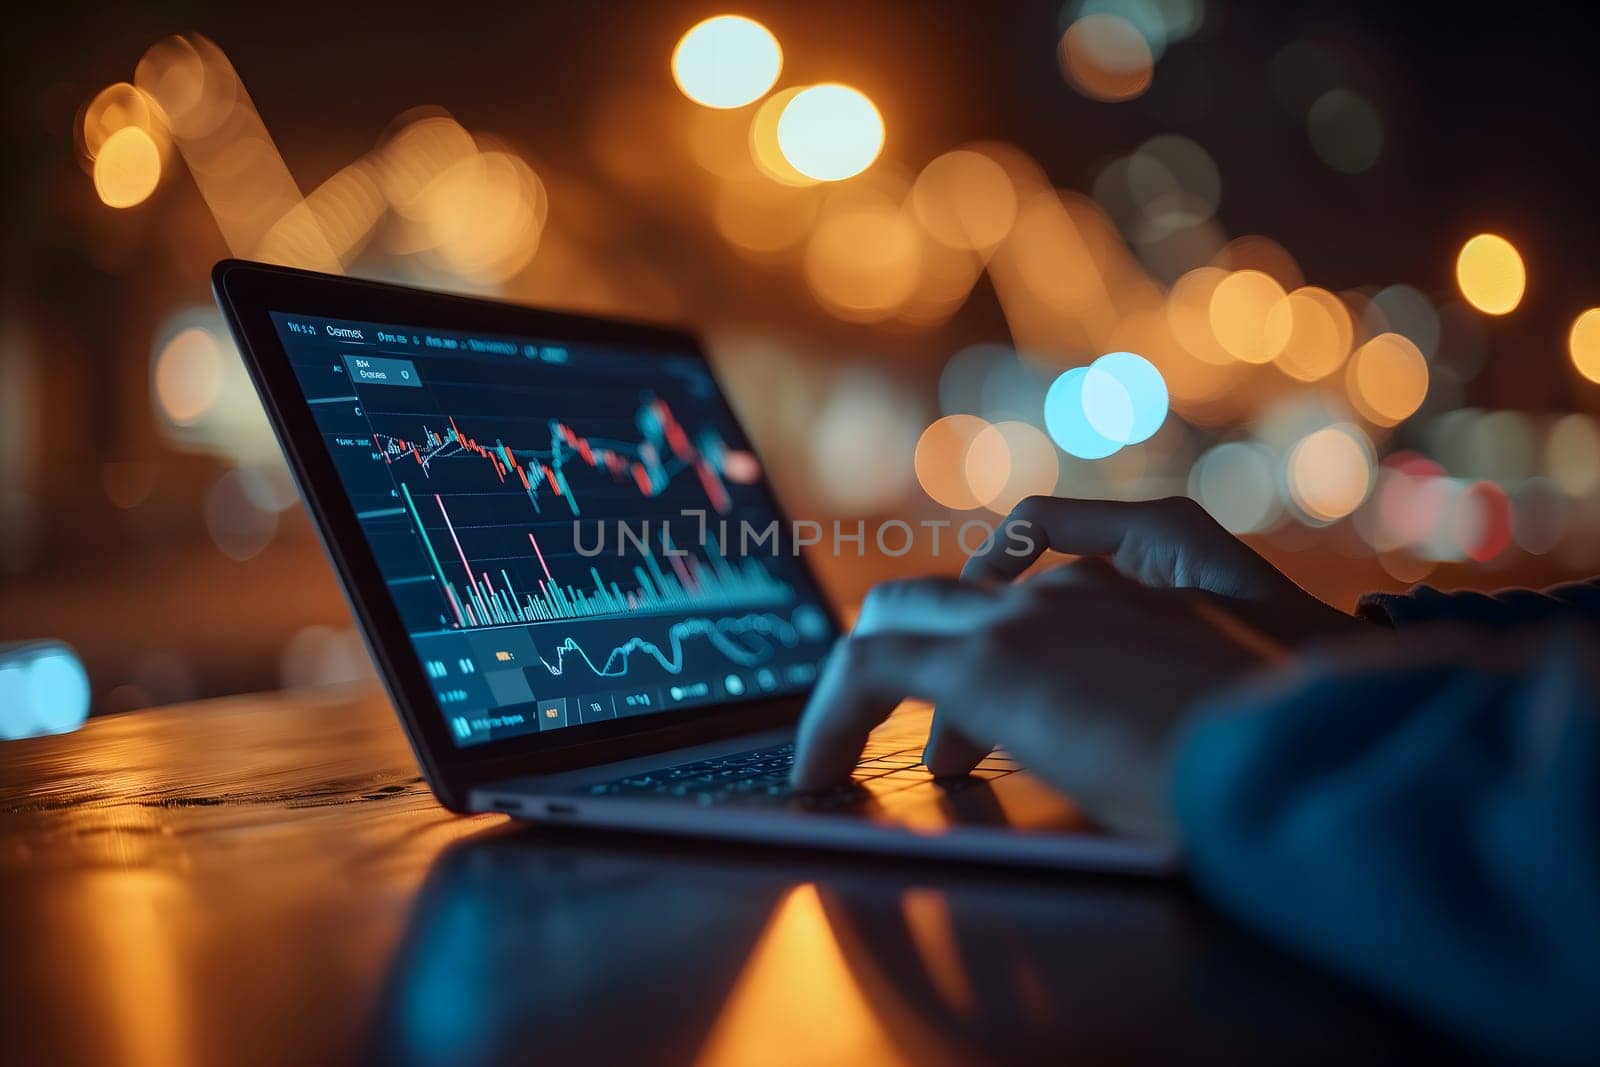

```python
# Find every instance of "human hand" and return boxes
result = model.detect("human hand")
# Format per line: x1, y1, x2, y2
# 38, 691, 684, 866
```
789, 562, 1272, 841
965, 496, 1366, 646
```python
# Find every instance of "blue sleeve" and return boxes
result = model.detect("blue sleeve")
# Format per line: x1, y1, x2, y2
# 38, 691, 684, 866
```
1358, 578, 1600, 629
1172, 626, 1600, 1060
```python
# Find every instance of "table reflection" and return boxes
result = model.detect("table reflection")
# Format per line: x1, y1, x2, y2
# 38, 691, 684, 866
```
368, 828, 1444, 1065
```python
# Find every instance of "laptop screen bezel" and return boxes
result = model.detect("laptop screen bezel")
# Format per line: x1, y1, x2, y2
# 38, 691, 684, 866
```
212, 260, 840, 808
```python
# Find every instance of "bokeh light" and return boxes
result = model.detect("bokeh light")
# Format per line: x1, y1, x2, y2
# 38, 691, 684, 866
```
1044, 367, 1122, 459
810, 371, 920, 513
1214, 235, 1303, 292
776, 84, 885, 182
280, 625, 373, 690
133, 34, 238, 139
1363, 284, 1440, 360
1348, 332, 1429, 426
421, 150, 548, 283
1547, 414, 1600, 497
0, 645, 91, 740
1511, 478, 1568, 555
1167, 266, 1234, 365
153, 326, 225, 426
1189, 441, 1280, 533
1452, 480, 1513, 562
964, 423, 1013, 507
910, 149, 1018, 251
976, 421, 1061, 513
1287, 423, 1374, 522
915, 414, 992, 509
1568, 308, 1600, 383
1306, 89, 1383, 174
1455, 233, 1526, 315
204, 469, 279, 561
1264, 286, 1353, 381
1209, 269, 1286, 363
803, 194, 921, 321
78, 82, 167, 165
748, 87, 816, 186
1082, 351, 1168, 444
671, 16, 782, 109
92, 126, 162, 208
713, 177, 820, 253
1058, 14, 1154, 102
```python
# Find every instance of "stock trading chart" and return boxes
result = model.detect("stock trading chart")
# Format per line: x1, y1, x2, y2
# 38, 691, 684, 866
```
272, 313, 835, 746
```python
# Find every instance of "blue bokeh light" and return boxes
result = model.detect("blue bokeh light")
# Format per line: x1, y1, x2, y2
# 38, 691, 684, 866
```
0, 643, 90, 740
1084, 351, 1168, 444
1044, 368, 1123, 459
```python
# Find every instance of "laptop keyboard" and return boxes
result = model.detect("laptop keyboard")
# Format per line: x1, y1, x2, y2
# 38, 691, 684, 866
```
577, 742, 1021, 811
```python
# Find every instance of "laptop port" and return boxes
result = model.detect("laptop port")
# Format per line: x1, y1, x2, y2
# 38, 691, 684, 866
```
545, 802, 577, 816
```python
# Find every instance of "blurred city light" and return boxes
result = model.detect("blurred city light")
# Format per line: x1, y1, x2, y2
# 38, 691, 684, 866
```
803, 191, 920, 320
1288, 423, 1375, 523
671, 15, 783, 109
1348, 332, 1429, 426
915, 414, 991, 509
1082, 351, 1168, 444
153, 326, 226, 426
776, 84, 885, 181
1456, 233, 1526, 315
1265, 286, 1352, 381
1569, 308, 1600, 383
1190, 441, 1280, 533
1058, 14, 1153, 102
976, 420, 1060, 513
1364, 284, 1441, 360
92, 126, 163, 208
911, 149, 1019, 251
0, 643, 91, 741
964, 421, 1013, 507
34, 13, 1600, 722
77, 82, 170, 172
748, 87, 818, 185
1306, 89, 1383, 174
1044, 367, 1123, 459
1209, 269, 1286, 363
1547, 414, 1600, 496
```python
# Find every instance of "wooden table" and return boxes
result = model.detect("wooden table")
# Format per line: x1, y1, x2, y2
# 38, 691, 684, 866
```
0, 689, 1452, 1065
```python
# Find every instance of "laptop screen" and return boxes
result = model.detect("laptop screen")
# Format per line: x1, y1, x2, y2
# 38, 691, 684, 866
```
269, 311, 837, 747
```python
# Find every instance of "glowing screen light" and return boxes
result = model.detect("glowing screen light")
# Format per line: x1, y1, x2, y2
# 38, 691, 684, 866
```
671, 16, 783, 109
1455, 233, 1525, 315
776, 84, 885, 181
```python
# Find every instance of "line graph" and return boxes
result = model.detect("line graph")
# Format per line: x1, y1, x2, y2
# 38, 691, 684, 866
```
276, 308, 840, 746
532, 610, 808, 679
373, 393, 756, 517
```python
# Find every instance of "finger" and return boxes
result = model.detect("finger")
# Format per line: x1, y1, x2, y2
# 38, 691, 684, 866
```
961, 495, 1218, 587
853, 576, 1006, 636
1026, 555, 1135, 592
923, 706, 992, 777
791, 632, 958, 790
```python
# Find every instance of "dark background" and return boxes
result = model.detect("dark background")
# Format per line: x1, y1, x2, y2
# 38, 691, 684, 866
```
4, 0, 1597, 714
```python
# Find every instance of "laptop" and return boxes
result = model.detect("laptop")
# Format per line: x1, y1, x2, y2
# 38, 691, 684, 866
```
214, 260, 1175, 874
